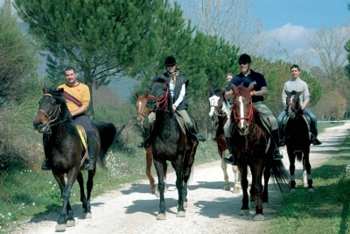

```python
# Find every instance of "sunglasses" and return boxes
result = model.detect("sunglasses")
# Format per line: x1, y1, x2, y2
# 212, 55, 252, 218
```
239, 62, 248, 65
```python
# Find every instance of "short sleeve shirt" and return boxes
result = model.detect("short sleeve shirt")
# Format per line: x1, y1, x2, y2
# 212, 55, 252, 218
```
226, 69, 267, 102
58, 83, 90, 112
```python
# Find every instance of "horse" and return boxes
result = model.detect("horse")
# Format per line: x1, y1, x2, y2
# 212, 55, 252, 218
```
135, 91, 167, 195
283, 90, 313, 192
33, 87, 117, 232
208, 88, 241, 192
146, 78, 198, 220
229, 83, 289, 221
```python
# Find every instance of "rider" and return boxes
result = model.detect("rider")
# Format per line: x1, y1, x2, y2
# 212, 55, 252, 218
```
143, 55, 198, 148
223, 53, 283, 164
277, 64, 322, 146
41, 67, 95, 171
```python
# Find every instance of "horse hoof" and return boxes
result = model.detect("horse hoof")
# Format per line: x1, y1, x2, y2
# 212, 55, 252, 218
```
156, 213, 166, 220
308, 188, 315, 192
66, 220, 75, 227
177, 211, 186, 218
240, 209, 249, 216
254, 214, 265, 221
55, 223, 66, 232
224, 184, 231, 191
85, 212, 92, 219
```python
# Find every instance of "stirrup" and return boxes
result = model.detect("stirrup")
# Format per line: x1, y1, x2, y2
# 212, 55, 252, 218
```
84, 160, 95, 170
273, 149, 283, 160
311, 138, 322, 145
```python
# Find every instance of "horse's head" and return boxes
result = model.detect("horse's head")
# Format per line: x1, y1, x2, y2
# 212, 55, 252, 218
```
208, 88, 226, 121
33, 87, 66, 133
135, 91, 150, 126
147, 77, 170, 112
285, 90, 304, 119
231, 83, 254, 136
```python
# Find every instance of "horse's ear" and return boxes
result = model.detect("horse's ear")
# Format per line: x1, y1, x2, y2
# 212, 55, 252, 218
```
43, 86, 47, 94
221, 88, 226, 94
285, 90, 290, 95
297, 91, 304, 95
58, 88, 64, 95
135, 92, 139, 98
145, 91, 149, 98
231, 84, 239, 96
208, 87, 213, 95
247, 82, 254, 92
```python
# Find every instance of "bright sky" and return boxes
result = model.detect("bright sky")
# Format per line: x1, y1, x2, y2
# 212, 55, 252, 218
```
251, 1, 350, 58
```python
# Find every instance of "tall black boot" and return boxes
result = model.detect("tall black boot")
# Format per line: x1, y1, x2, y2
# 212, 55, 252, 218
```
143, 128, 151, 148
41, 157, 51, 170
271, 129, 283, 160
310, 123, 322, 145
85, 136, 95, 170
189, 126, 199, 142
223, 137, 235, 165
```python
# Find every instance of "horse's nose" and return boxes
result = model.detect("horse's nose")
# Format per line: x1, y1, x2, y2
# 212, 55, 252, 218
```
33, 120, 43, 130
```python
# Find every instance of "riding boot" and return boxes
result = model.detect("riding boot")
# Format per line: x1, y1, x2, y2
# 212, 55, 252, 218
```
41, 158, 51, 170
271, 129, 283, 160
310, 125, 322, 145
143, 128, 151, 148
189, 126, 199, 142
223, 137, 236, 165
84, 136, 95, 170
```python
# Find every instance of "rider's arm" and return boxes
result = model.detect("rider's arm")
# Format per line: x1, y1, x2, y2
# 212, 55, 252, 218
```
301, 83, 311, 110
251, 86, 268, 96
173, 84, 186, 109
71, 105, 89, 117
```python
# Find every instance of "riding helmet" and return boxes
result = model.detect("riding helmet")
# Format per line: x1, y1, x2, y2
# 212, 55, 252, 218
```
164, 56, 177, 66
238, 53, 251, 64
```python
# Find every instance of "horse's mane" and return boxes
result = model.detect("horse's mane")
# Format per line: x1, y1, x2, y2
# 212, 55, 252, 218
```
289, 90, 298, 96
46, 86, 77, 136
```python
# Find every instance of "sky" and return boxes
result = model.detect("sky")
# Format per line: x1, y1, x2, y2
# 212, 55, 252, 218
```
251, 0, 350, 63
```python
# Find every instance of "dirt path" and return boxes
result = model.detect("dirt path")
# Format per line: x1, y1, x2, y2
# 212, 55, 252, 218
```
13, 123, 350, 234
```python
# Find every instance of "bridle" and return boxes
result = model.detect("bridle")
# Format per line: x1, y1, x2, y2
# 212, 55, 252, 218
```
232, 99, 254, 123
148, 82, 170, 112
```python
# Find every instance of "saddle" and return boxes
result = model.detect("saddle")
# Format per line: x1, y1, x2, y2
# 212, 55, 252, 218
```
75, 125, 88, 166
150, 112, 194, 136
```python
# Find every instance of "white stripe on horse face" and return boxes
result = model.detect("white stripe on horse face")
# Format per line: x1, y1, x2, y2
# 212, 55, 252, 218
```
288, 95, 295, 114
239, 96, 245, 128
208, 95, 220, 117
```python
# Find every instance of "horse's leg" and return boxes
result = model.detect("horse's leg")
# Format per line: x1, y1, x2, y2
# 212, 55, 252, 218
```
145, 147, 156, 194
303, 148, 314, 192
154, 159, 166, 220
262, 163, 271, 204
163, 161, 168, 192
65, 169, 79, 227
85, 169, 96, 218
53, 173, 68, 232
287, 147, 296, 192
219, 149, 231, 191
174, 157, 185, 218
238, 163, 249, 215
77, 172, 87, 212
252, 163, 264, 221
232, 165, 241, 192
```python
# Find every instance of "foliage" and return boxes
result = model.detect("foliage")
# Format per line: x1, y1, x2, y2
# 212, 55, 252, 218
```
345, 40, 350, 79
0, 7, 39, 106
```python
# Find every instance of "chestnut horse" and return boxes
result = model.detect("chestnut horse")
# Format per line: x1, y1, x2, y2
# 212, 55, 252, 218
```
147, 77, 198, 219
135, 92, 167, 195
229, 83, 289, 221
284, 90, 313, 192
208, 88, 241, 192
33, 87, 116, 231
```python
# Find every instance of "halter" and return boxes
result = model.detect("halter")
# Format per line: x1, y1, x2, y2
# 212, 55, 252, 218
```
148, 82, 170, 112
233, 102, 254, 123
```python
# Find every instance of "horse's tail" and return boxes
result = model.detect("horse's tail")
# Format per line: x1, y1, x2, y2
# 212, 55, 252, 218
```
92, 121, 117, 170
269, 160, 290, 193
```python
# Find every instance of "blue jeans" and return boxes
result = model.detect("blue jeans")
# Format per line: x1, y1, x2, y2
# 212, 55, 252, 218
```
277, 108, 318, 137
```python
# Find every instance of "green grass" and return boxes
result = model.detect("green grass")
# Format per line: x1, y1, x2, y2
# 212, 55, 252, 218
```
269, 131, 350, 234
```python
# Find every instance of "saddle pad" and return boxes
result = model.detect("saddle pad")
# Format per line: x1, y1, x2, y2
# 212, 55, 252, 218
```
76, 125, 88, 165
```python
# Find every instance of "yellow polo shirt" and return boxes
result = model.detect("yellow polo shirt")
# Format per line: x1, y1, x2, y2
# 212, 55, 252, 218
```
58, 83, 90, 112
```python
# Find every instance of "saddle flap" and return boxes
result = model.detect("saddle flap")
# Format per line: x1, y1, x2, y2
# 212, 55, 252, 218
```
75, 125, 88, 165
174, 112, 187, 135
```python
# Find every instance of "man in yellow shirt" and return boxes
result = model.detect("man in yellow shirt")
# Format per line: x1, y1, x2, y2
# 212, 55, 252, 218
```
41, 67, 95, 170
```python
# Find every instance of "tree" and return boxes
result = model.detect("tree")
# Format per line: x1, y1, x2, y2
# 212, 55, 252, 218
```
0, 7, 39, 106
14, 0, 163, 117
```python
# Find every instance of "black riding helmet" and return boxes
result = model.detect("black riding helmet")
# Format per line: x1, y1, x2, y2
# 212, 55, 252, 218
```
164, 56, 176, 66
238, 53, 251, 64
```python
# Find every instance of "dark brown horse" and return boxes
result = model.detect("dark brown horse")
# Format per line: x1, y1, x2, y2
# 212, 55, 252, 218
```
284, 90, 313, 192
135, 91, 167, 195
147, 78, 198, 220
229, 83, 289, 221
33, 87, 116, 231
208, 88, 241, 192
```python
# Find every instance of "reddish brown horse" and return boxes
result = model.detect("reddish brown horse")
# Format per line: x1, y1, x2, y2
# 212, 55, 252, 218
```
33, 87, 116, 231
229, 83, 289, 221
135, 92, 167, 195
284, 90, 313, 192
208, 88, 241, 192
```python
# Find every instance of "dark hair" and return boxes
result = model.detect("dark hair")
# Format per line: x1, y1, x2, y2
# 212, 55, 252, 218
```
238, 53, 251, 64
290, 64, 300, 71
65, 67, 77, 73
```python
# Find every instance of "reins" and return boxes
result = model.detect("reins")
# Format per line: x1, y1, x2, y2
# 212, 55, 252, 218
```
148, 83, 170, 112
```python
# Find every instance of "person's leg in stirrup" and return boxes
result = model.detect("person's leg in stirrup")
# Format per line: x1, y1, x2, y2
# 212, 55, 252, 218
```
85, 136, 95, 170
41, 156, 51, 170
271, 129, 283, 160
